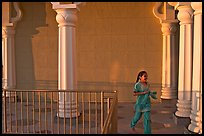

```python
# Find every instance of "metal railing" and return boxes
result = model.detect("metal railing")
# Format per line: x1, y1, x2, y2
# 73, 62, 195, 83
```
2, 89, 118, 134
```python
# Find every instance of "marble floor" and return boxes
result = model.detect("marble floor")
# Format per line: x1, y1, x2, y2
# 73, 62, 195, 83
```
117, 100, 186, 134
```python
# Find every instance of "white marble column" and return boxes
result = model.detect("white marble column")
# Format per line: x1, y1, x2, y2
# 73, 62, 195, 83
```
153, 2, 179, 99
160, 21, 178, 99
2, 27, 16, 93
52, 3, 80, 118
2, 2, 22, 98
174, 3, 193, 117
188, 2, 202, 133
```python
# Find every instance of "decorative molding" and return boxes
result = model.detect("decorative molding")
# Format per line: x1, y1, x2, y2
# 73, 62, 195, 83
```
10, 2, 23, 25
2, 28, 7, 37
51, 2, 76, 10
153, 2, 178, 25
191, 2, 202, 15
51, 2, 86, 11
2, 26, 15, 38
55, 9, 78, 27
177, 6, 194, 25
168, 2, 191, 10
161, 22, 178, 35
168, 2, 178, 9
153, 2, 164, 23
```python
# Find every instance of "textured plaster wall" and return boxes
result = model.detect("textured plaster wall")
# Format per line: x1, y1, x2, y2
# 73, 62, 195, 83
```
76, 2, 162, 102
13, 2, 162, 102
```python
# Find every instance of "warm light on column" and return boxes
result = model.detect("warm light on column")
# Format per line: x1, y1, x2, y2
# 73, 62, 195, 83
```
188, 2, 202, 133
52, 2, 82, 118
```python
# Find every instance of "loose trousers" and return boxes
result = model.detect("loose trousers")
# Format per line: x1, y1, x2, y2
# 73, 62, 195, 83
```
130, 111, 151, 134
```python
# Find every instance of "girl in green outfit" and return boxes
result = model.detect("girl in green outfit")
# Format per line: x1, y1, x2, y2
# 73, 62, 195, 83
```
130, 70, 157, 134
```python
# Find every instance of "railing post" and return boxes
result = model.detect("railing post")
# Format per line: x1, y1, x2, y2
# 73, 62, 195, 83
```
100, 91, 104, 133
3, 89, 7, 133
111, 90, 118, 133
2, 89, 117, 134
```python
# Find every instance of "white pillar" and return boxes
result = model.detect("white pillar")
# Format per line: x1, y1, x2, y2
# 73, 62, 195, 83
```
161, 21, 178, 99
188, 2, 202, 133
52, 3, 80, 118
175, 3, 193, 117
153, 2, 179, 99
2, 2, 22, 98
2, 26, 16, 93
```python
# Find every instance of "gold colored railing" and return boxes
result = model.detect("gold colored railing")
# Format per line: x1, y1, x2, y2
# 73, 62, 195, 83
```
2, 89, 118, 134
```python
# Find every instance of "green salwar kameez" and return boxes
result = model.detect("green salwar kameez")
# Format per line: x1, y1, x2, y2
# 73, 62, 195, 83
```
130, 82, 157, 134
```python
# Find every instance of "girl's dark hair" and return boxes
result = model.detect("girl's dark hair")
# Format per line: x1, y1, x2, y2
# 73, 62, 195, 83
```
136, 70, 147, 83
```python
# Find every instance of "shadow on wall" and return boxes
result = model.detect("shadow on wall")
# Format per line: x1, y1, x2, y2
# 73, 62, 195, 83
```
15, 2, 52, 90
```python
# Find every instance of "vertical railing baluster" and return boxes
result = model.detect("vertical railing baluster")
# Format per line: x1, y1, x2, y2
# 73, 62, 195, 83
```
112, 90, 118, 133
21, 92, 23, 133
88, 92, 91, 134
107, 98, 110, 114
76, 92, 79, 134
4, 89, 7, 133
95, 92, 98, 134
51, 92, 53, 134
9, 91, 12, 132
100, 91, 104, 134
39, 92, 41, 134
70, 91, 72, 134
45, 92, 47, 134
64, 91, 66, 134
82, 92, 85, 134
33, 91, 35, 133
27, 91, 29, 133
57, 92, 60, 134
15, 91, 18, 133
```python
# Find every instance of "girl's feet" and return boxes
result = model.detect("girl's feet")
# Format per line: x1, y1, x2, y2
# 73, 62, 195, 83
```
132, 126, 136, 131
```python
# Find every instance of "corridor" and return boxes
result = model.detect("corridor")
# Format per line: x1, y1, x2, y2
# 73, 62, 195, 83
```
117, 100, 185, 134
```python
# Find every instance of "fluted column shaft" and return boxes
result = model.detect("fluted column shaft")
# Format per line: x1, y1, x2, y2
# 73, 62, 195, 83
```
188, 2, 202, 134
2, 26, 16, 97
161, 21, 178, 99
53, 5, 79, 118
2, 2, 22, 97
153, 2, 179, 100
175, 4, 193, 117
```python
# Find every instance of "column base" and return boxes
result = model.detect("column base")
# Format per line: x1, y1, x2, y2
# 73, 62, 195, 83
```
184, 127, 198, 134
161, 88, 177, 99
3, 96, 16, 103
188, 123, 201, 134
57, 101, 81, 118
160, 98, 177, 104
57, 111, 80, 118
173, 112, 190, 127
2, 92, 17, 103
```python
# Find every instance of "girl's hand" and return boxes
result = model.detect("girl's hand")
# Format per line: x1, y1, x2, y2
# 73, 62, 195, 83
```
143, 90, 149, 94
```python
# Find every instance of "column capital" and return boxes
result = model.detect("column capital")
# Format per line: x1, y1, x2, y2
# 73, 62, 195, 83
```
168, 2, 191, 10
11, 2, 23, 24
55, 8, 78, 27
51, 3, 79, 27
161, 20, 178, 35
2, 26, 15, 38
191, 2, 202, 15
51, 2, 85, 11
2, 2, 23, 27
177, 4, 194, 25
153, 2, 164, 22
153, 2, 177, 24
